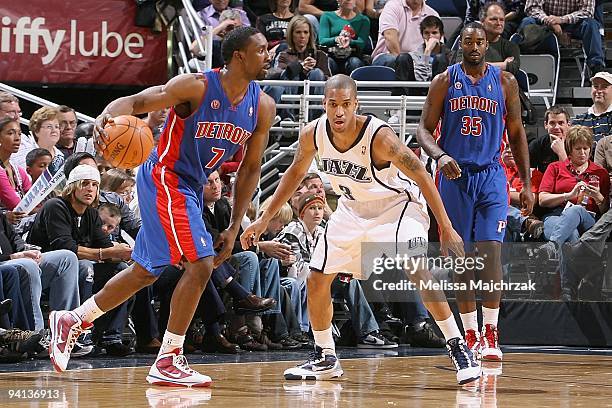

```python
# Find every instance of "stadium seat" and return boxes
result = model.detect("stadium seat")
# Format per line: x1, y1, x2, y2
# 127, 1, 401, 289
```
350, 65, 396, 82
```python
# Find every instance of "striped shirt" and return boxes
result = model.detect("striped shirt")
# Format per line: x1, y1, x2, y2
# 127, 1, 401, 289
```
525, 0, 595, 24
573, 108, 612, 143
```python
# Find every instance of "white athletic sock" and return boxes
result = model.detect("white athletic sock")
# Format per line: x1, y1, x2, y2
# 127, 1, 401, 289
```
313, 327, 335, 354
435, 315, 462, 341
159, 331, 186, 355
482, 306, 499, 327
74, 297, 104, 323
460, 311, 479, 333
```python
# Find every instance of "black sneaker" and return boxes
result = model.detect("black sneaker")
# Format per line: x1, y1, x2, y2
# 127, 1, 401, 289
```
404, 322, 446, 348
446, 337, 481, 385
72, 332, 94, 358
283, 346, 343, 380
292, 332, 314, 349
357, 331, 398, 348
0, 328, 43, 354
278, 335, 301, 350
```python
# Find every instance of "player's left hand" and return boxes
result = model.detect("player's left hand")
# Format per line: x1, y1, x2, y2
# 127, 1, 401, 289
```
213, 229, 237, 267
439, 227, 465, 258
519, 187, 535, 216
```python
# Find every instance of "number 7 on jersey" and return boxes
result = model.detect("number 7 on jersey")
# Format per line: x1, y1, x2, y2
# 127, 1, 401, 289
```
205, 147, 226, 169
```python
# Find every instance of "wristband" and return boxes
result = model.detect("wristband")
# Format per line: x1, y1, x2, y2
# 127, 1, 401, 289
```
98, 248, 102, 261
435, 153, 448, 161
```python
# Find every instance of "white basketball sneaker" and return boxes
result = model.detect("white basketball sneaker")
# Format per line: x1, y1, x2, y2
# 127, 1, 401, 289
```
284, 346, 343, 380
446, 337, 481, 385
147, 348, 212, 387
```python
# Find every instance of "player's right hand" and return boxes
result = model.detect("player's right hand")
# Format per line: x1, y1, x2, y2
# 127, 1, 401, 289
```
438, 155, 462, 180
93, 113, 113, 153
439, 227, 465, 258
240, 219, 268, 250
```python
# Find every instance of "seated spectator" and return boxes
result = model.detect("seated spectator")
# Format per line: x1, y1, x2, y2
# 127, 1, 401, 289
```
0, 93, 34, 172
25, 148, 52, 183
519, 0, 605, 74
575, 71, 612, 148
529, 106, 571, 187
194, 0, 251, 68
56, 105, 78, 159
95, 155, 113, 177
537, 126, 610, 299
318, 0, 370, 75
371, 0, 439, 68
15, 107, 64, 175
0, 264, 30, 331
453, 4, 520, 77
101, 169, 136, 205
465, 0, 525, 39
64, 153, 141, 241
298, 0, 339, 36
256, 0, 294, 50
0, 118, 31, 222
363, 0, 391, 44
28, 165, 134, 356
264, 16, 331, 117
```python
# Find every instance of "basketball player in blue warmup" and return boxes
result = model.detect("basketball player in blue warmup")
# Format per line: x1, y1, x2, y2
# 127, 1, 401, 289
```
417, 22, 534, 362
242, 75, 481, 385
48, 27, 276, 387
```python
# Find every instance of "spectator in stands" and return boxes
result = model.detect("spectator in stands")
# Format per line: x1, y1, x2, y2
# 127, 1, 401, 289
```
0, 212, 81, 336
290, 182, 310, 219
318, 0, 370, 74
364, 0, 391, 44
298, 0, 339, 36
64, 153, 142, 242
529, 106, 571, 182
194, 0, 251, 68
301, 172, 333, 219
25, 148, 52, 183
465, 0, 524, 39
13, 107, 64, 176
95, 155, 113, 177
56, 106, 77, 159
574, 71, 612, 148
28, 165, 134, 356
264, 16, 331, 117
453, 4, 521, 76
202, 171, 293, 349
101, 169, 136, 205
143, 108, 168, 143
256, 0, 294, 50
0, 118, 31, 218
520, 0, 605, 74
0, 264, 30, 330
386, 15, 450, 121
0, 93, 22, 122
371, 0, 439, 67
537, 126, 610, 298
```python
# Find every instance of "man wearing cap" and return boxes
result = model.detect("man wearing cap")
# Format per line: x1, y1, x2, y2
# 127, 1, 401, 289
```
573, 71, 612, 147
27, 164, 134, 355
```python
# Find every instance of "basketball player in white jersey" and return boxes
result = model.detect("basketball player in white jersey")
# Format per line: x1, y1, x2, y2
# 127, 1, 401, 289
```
241, 75, 481, 385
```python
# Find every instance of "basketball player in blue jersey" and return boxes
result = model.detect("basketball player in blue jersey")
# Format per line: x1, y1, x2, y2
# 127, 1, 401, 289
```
242, 74, 482, 385
416, 22, 534, 362
48, 27, 276, 387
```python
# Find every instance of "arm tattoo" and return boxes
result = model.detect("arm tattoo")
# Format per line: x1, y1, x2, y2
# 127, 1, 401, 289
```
399, 151, 421, 171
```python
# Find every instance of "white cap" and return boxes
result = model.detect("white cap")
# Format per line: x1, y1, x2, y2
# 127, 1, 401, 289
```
67, 164, 100, 185
591, 71, 612, 84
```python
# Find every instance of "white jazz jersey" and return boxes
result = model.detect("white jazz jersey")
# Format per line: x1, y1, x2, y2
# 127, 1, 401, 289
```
315, 115, 416, 204
310, 115, 430, 279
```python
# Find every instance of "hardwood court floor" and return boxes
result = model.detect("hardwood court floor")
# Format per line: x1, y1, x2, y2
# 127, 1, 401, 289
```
0, 352, 611, 407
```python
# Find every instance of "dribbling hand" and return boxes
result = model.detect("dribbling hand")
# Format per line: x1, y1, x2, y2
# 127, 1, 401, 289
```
438, 154, 462, 180
519, 187, 535, 216
94, 113, 113, 153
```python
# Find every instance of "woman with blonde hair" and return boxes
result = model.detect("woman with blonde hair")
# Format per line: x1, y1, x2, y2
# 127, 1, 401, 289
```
13, 106, 64, 174
100, 168, 136, 204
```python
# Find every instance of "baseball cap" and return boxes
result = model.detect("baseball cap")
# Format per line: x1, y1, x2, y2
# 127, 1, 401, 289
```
67, 164, 100, 185
591, 71, 612, 84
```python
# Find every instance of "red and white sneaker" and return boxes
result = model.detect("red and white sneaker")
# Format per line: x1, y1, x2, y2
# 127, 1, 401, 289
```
464, 329, 481, 360
146, 348, 212, 387
480, 324, 503, 361
49, 310, 93, 372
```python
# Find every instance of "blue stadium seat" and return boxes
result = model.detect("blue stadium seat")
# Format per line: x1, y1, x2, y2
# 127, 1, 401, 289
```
350, 66, 396, 81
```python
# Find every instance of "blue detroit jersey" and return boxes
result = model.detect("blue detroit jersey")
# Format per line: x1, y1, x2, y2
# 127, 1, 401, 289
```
149, 69, 261, 187
438, 63, 506, 167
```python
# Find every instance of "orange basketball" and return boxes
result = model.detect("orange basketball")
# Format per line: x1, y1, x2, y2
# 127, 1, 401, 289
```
102, 115, 154, 169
